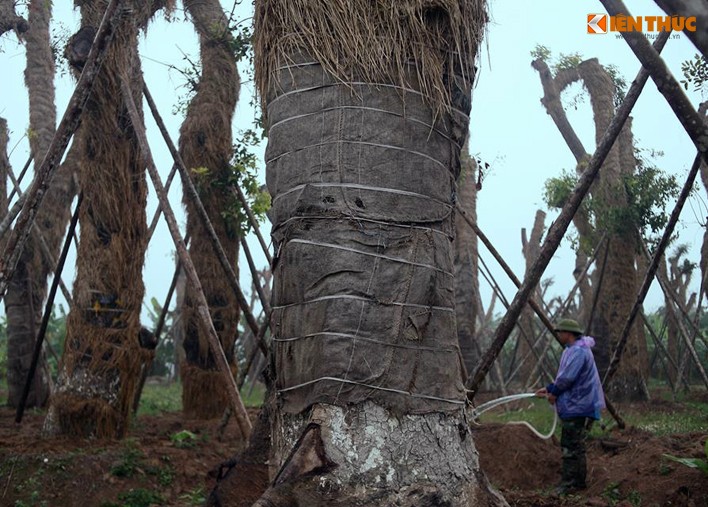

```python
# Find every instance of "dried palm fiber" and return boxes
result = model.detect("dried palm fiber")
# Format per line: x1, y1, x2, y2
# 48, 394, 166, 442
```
178, 0, 240, 419
254, 0, 486, 415
43, 0, 166, 438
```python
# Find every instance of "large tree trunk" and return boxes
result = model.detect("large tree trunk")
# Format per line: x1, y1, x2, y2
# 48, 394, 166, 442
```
43, 0, 154, 438
252, 2, 505, 505
454, 145, 483, 376
178, 0, 241, 419
5, 0, 80, 409
577, 60, 648, 401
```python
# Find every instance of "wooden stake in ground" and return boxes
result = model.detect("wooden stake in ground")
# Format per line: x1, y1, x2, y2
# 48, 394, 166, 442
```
120, 79, 252, 439
0, 0, 122, 301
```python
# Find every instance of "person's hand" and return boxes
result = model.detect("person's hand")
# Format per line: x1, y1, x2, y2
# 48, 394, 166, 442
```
535, 387, 547, 398
547, 393, 557, 405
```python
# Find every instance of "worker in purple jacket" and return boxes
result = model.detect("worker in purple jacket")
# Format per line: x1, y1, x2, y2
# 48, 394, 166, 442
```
536, 318, 605, 495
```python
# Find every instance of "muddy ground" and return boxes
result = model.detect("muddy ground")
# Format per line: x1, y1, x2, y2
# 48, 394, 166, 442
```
0, 402, 706, 506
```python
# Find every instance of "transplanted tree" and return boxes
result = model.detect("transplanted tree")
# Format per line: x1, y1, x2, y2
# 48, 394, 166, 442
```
534, 49, 678, 401
44, 0, 174, 438
2, 0, 80, 410
178, 0, 241, 419
250, 1, 504, 505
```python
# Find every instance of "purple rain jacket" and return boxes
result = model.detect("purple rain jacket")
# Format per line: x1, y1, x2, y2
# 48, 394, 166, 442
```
546, 336, 605, 420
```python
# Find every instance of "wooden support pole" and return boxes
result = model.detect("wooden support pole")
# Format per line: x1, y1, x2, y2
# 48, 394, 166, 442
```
147, 163, 180, 240
640, 311, 688, 391
520, 235, 608, 388
586, 238, 611, 334
0, 182, 25, 241
601, 0, 708, 166
602, 153, 703, 387
7, 154, 32, 203
646, 243, 708, 390
465, 30, 666, 398
456, 206, 558, 339
142, 82, 269, 358
0, 0, 123, 301
233, 185, 272, 265
15, 194, 81, 423
477, 255, 556, 385
6, 164, 73, 305
121, 80, 252, 439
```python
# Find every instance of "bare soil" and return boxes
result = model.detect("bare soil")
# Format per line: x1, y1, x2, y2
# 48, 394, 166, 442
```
1, 403, 706, 506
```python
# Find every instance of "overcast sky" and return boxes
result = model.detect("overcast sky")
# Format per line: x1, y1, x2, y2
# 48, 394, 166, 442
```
0, 0, 705, 323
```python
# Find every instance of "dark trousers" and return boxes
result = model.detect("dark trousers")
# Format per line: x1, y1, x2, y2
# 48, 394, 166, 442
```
560, 417, 590, 489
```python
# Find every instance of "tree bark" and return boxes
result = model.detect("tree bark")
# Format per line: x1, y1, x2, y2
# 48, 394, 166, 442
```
454, 145, 483, 376
43, 0, 154, 438
178, 0, 241, 419
0, 0, 28, 37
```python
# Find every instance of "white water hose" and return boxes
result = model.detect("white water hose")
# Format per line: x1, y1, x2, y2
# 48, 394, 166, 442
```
470, 392, 558, 440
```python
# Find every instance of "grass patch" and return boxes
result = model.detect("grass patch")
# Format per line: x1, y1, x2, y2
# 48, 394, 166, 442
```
137, 382, 182, 416
241, 383, 266, 407
136, 380, 265, 417
476, 394, 708, 436
478, 398, 560, 437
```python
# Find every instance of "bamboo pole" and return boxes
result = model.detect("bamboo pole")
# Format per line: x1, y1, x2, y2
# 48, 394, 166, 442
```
121, 80, 252, 439
0, 0, 123, 301
520, 235, 607, 388
15, 194, 81, 423
600, 0, 708, 165
147, 163, 180, 240
7, 154, 32, 203
640, 311, 687, 391
6, 164, 73, 305
240, 236, 270, 314
233, 185, 272, 265
132, 235, 189, 415
142, 82, 269, 358
456, 206, 559, 339
645, 243, 708, 390
477, 255, 556, 385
